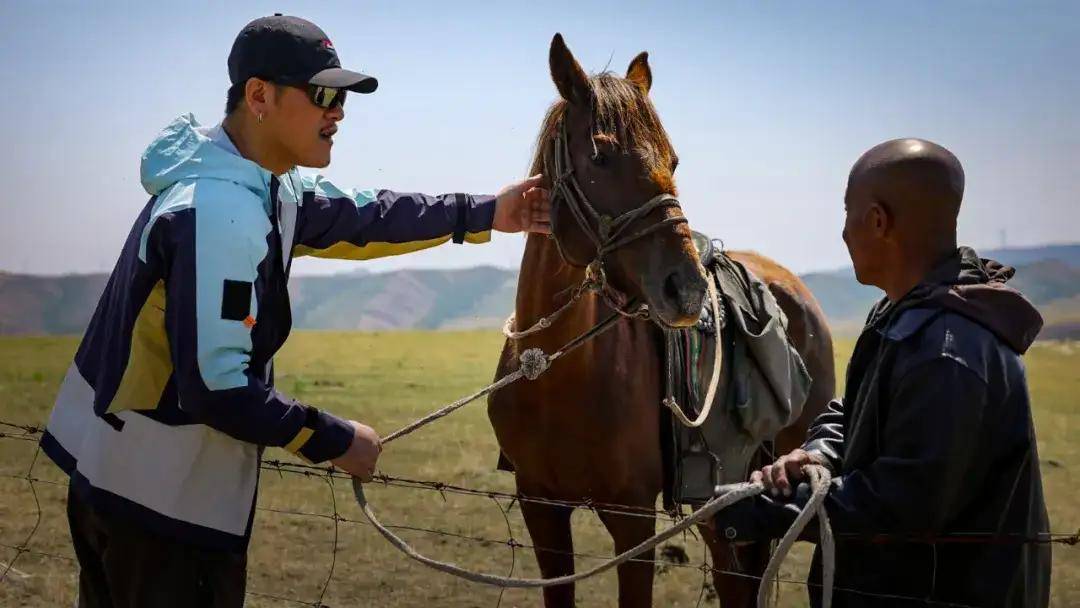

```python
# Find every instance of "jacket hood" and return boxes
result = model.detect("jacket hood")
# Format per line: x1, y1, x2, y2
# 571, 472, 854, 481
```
139, 114, 271, 197
874, 247, 1044, 353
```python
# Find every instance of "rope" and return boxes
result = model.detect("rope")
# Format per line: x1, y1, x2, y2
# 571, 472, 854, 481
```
354, 476, 760, 588
663, 274, 723, 428
502, 312, 550, 340
384, 308, 625, 444
757, 465, 834, 608
0, 425, 1068, 606
354, 463, 835, 606
501, 256, 649, 342
381, 362, 529, 444
502, 277, 592, 340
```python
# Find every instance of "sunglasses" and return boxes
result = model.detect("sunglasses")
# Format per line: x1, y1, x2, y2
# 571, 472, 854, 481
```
305, 84, 347, 109
259, 77, 348, 110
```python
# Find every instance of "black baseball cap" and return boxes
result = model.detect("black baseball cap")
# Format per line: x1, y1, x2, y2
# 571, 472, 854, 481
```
228, 14, 378, 93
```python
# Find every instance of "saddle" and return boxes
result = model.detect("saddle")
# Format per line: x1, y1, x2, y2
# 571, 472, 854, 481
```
495, 232, 813, 501
661, 232, 812, 508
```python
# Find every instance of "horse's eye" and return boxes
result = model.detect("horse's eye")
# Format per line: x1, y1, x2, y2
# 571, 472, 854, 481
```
591, 152, 608, 167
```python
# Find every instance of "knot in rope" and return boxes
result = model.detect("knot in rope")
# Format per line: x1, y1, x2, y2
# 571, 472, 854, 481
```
584, 261, 606, 290
519, 348, 549, 380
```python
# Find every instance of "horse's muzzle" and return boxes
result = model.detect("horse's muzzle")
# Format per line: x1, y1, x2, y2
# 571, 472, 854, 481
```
648, 262, 707, 328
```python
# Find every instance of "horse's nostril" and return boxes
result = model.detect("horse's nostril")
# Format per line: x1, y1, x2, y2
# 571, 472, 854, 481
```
663, 272, 682, 305
660, 267, 706, 320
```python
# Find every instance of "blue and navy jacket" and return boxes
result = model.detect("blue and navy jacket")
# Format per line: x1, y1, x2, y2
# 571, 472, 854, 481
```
42, 114, 496, 550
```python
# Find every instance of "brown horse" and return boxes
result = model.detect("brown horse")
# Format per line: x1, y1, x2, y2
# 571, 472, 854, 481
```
488, 34, 835, 607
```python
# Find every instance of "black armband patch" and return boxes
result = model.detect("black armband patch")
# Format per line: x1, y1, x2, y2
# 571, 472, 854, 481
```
452, 194, 467, 244
221, 279, 252, 321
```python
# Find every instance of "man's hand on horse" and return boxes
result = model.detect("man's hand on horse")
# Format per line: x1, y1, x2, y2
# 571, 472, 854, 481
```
751, 448, 826, 498
331, 421, 382, 482
493, 174, 551, 234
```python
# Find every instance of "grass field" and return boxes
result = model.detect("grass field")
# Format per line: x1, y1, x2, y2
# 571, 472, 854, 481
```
0, 332, 1076, 606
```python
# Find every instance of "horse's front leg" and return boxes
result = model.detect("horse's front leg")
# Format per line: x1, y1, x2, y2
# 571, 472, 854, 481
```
598, 508, 657, 608
702, 526, 771, 607
520, 491, 577, 607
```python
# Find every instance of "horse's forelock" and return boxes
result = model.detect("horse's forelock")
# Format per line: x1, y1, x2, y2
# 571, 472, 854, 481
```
529, 71, 675, 187
529, 101, 567, 179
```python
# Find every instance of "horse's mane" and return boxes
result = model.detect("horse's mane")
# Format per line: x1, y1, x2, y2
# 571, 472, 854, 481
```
529, 72, 676, 193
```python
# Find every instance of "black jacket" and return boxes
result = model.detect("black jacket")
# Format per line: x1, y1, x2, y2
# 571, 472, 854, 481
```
715, 248, 1052, 607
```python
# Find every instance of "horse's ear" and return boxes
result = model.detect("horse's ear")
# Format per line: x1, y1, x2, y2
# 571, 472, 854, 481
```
550, 33, 590, 105
626, 51, 652, 94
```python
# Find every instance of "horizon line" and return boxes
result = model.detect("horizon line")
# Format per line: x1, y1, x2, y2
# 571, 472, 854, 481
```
2, 241, 1077, 279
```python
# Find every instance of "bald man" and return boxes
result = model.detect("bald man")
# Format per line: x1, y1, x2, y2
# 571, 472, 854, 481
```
712, 139, 1051, 607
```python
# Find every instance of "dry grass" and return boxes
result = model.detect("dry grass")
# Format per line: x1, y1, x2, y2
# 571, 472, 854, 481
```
0, 332, 1076, 606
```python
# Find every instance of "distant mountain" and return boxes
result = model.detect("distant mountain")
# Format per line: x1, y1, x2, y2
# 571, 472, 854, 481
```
799, 268, 879, 327
288, 266, 515, 331
0, 266, 521, 336
0, 272, 109, 335
802, 244, 1080, 337
2, 243, 1078, 339
980, 244, 1080, 269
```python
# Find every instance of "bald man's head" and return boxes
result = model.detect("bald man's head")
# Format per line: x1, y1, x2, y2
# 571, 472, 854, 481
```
843, 138, 965, 290
848, 138, 965, 219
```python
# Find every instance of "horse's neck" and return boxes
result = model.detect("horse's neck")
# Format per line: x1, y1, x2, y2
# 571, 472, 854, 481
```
515, 234, 600, 346
516, 234, 581, 321
513, 234, 666, 415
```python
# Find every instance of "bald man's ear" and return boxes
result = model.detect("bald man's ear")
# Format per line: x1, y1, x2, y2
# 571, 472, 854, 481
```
867, 200, 893, 240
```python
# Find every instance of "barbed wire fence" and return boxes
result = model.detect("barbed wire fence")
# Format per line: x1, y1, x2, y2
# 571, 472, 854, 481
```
1, 419, 1076, 607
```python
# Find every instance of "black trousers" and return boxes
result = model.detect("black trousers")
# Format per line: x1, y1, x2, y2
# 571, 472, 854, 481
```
66, 485, 247, 608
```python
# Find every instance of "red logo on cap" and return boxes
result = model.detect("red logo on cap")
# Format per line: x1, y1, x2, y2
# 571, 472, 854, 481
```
322, 39, 334, 50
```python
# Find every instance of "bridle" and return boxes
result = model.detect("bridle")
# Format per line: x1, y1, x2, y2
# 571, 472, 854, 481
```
546, 118, 688, 316
504, 116, 692, 339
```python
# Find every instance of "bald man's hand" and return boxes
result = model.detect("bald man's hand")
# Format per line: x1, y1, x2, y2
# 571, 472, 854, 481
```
493, 174, 551, 235
750, 448, 827, 498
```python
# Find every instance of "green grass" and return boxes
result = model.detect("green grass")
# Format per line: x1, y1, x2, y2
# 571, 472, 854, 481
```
0, 332, 1076, 606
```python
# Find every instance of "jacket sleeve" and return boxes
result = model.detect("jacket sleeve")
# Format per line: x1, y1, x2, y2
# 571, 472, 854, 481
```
292, 174, 497, 260
818, 357, 988, 534
801, 398, 846, 473
159, 182, 353, 463
715, 357, 987, 541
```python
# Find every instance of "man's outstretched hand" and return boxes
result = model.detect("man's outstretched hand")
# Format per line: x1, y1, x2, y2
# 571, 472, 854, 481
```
493, 174, 551, 234
331, 421, 382, 482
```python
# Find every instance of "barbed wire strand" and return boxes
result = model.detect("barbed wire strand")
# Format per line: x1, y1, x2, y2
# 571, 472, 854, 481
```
0, 419, 1075, 608
1, 466, 1075, 548
693, 542, 712, 608
0, 445, 43, 587
491, 494, 517, 608
316, 474, 340, 607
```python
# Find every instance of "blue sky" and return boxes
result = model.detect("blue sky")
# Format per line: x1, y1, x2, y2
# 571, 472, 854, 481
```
1, 1, 1077, 276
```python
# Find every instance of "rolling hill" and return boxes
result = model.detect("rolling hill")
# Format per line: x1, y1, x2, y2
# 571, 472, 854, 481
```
2, 244, 1078, 339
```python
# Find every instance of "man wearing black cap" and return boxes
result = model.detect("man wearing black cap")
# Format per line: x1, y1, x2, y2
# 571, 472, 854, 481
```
221, 13, 381, 176
40, 14, 550, 607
